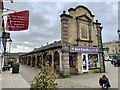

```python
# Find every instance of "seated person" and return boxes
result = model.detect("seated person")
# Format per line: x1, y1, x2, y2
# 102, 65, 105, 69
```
99, 74, 111, 88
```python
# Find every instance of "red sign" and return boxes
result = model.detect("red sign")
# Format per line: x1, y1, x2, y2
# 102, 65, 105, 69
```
6, 10, 29, 31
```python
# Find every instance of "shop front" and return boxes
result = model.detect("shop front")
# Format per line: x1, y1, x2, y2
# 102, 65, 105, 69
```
70, 46, 100, 73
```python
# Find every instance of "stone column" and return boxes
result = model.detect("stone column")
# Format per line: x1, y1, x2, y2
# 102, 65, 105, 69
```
76, 53, 82, 74
60, 10, 72, 76
23, 56, 25, 64
51, 52, 54, 70
39, 54, 42, 68
62, 50, 70, 76
22, 57, 23, 64
35, 55, 38, 68
96, 20, 105, 73
30, 55, 32, 67
41, 54, 44, 67
27, 56, 29, 65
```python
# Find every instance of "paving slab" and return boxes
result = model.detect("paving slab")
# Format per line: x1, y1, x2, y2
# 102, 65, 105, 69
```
2, 69, 30, 88
0, 74, 2, 90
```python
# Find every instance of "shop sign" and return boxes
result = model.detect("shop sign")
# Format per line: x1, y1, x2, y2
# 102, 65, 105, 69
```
6, 10, 29, 31
70, 46, 99, 53
108, 54, 120, 56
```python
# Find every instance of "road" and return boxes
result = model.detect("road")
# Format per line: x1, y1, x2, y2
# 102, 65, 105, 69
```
20, 61, 118, 88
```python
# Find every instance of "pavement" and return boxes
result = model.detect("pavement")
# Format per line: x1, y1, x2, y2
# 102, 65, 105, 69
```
0, 61, 119, 89
0, 74, 1, 90
2, 68, 30, 88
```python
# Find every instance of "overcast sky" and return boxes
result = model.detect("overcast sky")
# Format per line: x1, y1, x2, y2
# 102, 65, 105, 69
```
1, 1, 118, 53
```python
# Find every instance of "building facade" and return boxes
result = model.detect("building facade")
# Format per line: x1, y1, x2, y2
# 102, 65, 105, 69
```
0, 1, 3, 35
19, 5, 105, 76
103, 40, 120, 60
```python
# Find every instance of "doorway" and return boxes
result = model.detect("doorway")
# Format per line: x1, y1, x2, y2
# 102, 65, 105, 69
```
82, 53, 88, 73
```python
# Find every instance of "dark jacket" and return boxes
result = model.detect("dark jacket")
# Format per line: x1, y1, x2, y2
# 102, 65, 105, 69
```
99, 77, 111, 88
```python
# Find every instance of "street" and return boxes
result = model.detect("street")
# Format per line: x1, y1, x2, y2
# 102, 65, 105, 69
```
20, 61, 118, 88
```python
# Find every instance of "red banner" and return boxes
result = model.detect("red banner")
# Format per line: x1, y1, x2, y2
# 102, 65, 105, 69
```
6, 10, 29, 31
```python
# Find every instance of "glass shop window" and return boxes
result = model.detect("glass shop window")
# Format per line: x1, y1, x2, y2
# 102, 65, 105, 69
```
88, 54, 100, 69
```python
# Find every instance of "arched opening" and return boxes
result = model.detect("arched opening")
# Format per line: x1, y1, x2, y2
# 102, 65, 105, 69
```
28, 56, 31, 66
54, 51, 60, 73
32, 56, 35, 67
47, 54, 52, 66
25, 57, 27, 65
43, 52, 52, 67
37, 55, 42, 68
43, 52, 47, 66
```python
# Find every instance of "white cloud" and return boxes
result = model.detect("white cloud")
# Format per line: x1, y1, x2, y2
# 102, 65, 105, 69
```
11, 45, 31, 53
2, 2, 118, 53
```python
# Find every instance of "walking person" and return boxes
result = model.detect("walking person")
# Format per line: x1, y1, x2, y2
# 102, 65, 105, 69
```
99, 74, 111, 89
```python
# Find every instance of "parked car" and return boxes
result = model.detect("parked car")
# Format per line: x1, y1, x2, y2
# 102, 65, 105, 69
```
111, 59, 116, 64
114, 59, 120, 67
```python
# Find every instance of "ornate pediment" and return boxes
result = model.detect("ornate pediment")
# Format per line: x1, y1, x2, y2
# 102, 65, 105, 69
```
76, 14, 92, 22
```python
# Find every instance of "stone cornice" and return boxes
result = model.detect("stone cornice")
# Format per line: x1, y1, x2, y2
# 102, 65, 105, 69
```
60, 14, 73, 18
68, 5, 95, 17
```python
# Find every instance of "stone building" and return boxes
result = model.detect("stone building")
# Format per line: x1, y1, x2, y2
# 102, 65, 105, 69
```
103, 40, 120, 60
19, 5, 105, 76
0, 1, 3, 36
7, 52, 26, 62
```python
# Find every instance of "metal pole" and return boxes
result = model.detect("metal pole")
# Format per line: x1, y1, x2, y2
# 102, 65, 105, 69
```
0, 0, 7, 66
8, 40, 12, 61
1, 0, 7, 65
1, 0, 13, 66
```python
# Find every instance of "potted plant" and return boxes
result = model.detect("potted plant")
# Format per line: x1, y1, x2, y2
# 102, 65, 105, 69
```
12, 60, 20, 74
8, 60, 14, 67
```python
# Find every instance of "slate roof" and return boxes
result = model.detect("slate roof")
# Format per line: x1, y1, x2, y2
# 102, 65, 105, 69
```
9, 52, 26, 59
21, 40, 62, 56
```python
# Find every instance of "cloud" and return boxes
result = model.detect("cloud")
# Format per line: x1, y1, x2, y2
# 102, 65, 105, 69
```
3, 2, 118, 53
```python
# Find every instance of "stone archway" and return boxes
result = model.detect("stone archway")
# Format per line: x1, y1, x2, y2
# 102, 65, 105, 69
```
43, 52, 47, 66
32, 56, 35, 67
25, 57, 27, 65
54, 51, 60, 73
47, 54, 52, 66
28, 56, 31, 66
37, 55, 42, 68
